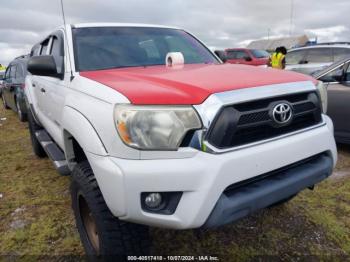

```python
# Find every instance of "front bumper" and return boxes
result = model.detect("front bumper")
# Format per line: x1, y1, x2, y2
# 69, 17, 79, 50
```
203, 153, 332, 228
87, 115, 337, 230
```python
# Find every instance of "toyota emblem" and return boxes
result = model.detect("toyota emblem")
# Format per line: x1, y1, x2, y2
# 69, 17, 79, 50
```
272, 103, 293, 125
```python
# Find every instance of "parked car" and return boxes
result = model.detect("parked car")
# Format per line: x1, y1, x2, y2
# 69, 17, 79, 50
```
25, 23, 336, 257
286, 43, 350, 75
312, 56, 350, 144
0, 69, 5, 96
1, 55, 29, 121
225, 48, 270, 66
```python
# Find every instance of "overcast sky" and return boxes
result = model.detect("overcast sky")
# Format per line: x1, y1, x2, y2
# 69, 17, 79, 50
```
0, 0, 349, 65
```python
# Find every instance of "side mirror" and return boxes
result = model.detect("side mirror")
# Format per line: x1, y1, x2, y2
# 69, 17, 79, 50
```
214, 50, 227, 63
244, 56, 252, 62
27, 55, 63, 79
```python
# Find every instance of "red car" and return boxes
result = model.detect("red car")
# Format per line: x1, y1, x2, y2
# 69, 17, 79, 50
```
225, 48, 270, 66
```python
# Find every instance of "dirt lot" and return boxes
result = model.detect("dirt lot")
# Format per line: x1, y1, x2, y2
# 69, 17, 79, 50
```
0, 106, 350, 261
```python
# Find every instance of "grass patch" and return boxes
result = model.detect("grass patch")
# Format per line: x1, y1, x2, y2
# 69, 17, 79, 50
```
294, 177, 350, 254
0, 107, 83, 256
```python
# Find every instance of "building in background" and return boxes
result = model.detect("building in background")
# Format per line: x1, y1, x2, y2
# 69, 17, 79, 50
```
247, 35, 311, 52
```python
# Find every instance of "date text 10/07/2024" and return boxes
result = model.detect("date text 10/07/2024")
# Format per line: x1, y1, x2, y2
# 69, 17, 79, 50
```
127, 256, 220, 261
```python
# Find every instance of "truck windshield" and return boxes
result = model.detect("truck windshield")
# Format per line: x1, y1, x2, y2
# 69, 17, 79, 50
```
73, 27, 219, 71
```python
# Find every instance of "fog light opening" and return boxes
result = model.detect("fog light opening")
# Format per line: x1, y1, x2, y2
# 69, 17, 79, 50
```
144, 193, 163, 209
141, 192, 183, 215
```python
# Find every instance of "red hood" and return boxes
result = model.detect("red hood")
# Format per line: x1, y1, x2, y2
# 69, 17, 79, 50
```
80, 64, 315, 105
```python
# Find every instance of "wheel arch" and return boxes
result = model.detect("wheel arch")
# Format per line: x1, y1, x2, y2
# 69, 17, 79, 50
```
62, 106, 108, 170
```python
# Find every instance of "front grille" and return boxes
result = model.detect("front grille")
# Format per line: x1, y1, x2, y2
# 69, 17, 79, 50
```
206, 92, 322, 149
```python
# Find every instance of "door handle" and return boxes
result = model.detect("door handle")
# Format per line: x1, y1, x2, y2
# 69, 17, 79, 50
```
40, 88, 46, 93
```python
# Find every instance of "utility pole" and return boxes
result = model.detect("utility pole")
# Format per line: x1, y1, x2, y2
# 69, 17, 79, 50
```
267, 28, 270, 40
289, 0, 294, 36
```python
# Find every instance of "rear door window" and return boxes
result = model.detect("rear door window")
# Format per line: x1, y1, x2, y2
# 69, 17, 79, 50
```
286, 50, 307, 64
333, 48, 350, 62
305, 48, 332, 63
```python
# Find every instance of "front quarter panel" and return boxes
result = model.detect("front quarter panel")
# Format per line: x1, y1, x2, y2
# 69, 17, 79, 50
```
61, 106, 108, 157
65, 75, 141, 159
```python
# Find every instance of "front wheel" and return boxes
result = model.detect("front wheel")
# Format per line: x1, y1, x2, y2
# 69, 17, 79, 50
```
71, 161, 151, 259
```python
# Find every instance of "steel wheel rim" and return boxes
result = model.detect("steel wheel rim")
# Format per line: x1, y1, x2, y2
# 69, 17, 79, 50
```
79, 195, 100, 253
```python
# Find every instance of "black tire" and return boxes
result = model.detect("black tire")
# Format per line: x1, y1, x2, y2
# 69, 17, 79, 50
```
71, 161, 150, 260
16, 98, 27, 122
2, 94, 10, 109
27, 110, 46, 158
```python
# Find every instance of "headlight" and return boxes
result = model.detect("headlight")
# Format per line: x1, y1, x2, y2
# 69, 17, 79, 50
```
316, 81, 328, 113
114, 105, 202, 150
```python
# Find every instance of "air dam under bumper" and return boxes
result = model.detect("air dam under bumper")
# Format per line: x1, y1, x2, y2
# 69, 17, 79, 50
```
203, 153, 333, 228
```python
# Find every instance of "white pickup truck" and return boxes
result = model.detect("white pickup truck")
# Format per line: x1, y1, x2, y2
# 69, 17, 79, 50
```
25, 23, 337, 257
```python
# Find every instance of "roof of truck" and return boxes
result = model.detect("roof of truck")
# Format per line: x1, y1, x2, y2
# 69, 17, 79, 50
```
33, 23, 182, 47
72, 23, 180, 30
